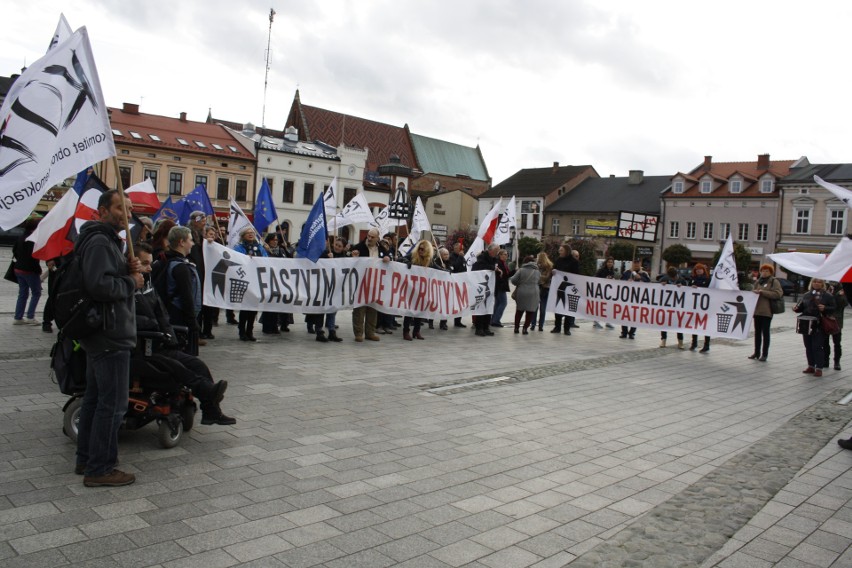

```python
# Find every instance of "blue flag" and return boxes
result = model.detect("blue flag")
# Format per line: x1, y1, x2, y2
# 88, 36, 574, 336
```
253, 178, 278, 233
296, 193, 328, 263
178, 184, 214, 225
152, 196, 187, 224
72, 167, 93, 196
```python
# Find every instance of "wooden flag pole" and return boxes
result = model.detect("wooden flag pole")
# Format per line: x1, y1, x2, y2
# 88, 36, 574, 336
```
111, 156, 135, 259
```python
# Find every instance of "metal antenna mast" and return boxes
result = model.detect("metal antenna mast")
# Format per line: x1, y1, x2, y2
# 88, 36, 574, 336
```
261, 8, 275, 129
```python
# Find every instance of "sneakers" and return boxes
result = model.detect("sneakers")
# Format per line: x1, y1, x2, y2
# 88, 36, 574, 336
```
84, 469, 136, 487
12, 319, 26, 325
593, 322, 603, 329
201, 412, 237, 425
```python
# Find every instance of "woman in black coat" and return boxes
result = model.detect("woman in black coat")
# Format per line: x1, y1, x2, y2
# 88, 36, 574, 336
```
12, 219, 43, 325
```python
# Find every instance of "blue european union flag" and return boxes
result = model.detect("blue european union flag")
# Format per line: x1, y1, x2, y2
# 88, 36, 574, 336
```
178, 184, 214, 225
253, 178, 278, 233
296, 193, 328, 263
152, 196, 187, 224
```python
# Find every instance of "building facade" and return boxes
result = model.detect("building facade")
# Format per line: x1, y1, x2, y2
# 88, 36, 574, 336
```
660, 154, 798, 269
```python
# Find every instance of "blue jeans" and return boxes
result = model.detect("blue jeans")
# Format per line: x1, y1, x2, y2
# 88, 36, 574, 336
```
76, 349, 131, 477
537, 287, 549, 329
14, 272, 42, 320
325, 311, 337, 331
491, 290, 508, 324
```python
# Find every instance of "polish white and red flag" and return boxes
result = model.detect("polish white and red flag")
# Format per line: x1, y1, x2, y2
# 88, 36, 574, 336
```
477, 198, 504, 244
768, 237, 852, 283
125, 178, 161, 212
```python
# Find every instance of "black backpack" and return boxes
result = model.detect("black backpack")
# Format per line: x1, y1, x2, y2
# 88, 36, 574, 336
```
52, 233, 104, 340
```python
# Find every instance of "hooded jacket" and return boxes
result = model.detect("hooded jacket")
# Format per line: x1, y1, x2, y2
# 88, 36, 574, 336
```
76, 221, 137, 352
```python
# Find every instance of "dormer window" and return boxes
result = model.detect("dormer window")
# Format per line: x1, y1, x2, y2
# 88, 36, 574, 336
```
760, 179, 774, 193
730, 180, 742, 194
673, 181, 684, 194
700, 181, 712, 194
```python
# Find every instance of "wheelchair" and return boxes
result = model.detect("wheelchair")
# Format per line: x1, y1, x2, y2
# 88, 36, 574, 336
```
60, 330, 197, 449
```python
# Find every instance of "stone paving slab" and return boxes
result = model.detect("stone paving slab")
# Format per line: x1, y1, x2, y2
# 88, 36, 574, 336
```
0, 250, 850, 567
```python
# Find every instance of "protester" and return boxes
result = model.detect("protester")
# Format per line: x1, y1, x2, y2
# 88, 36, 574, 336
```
401, 240, 434, 340
793, 278, 835, 377
535, 252, 554, 332
593, 257, 616, 330
186, 211, 214, 342
150, 219, 176, 260
75, 190, 143, 487
448, 242, 467, 328
199, 225, 220, 338
233, 226, 267, 341
748, 264, 783, 362
471, 243, 500, 337
12, 219, 43, 326
658, 266, 686, 348
134, 242, 235, 425
322, 237, 347, 342
552, 245, 579, 335
689, 264, 711, 353
491, 249, 512, 328
511, 255, 540, 335
261, 233, 285, 335
41, 255, 62, 333
824, 282, 846, 371
161, 226, 202, 351
351, 229, 390, 342
433, 247, 452, 330
620, 259, 650, 339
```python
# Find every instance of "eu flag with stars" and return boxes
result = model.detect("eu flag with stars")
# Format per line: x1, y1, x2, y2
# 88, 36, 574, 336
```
178, 184, 214, 225
295, 193, 328, 263
253, 178, 277, 233
152, 196, 186, 224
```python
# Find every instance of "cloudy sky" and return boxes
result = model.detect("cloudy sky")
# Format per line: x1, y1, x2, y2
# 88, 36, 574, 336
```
2, 0, 850, 185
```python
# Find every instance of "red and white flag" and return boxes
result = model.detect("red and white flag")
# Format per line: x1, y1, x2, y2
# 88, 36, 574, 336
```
477, 198, 504, 244
27, 188, 78, 260
125, 178, 161, 212
0, 27, 115, 229
493, 196, 516, 246
768, 237, 852, 283
814, 175, 852, 210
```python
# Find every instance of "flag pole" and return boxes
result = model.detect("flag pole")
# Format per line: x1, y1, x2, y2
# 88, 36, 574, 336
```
111, 156, 135, 259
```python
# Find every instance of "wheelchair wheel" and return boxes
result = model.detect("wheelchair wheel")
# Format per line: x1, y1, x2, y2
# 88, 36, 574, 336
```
157, 419, 183, 449
63, 398, 83, 442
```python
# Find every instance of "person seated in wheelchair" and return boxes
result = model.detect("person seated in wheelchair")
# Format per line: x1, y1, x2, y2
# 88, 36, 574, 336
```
135, 242, 236, 426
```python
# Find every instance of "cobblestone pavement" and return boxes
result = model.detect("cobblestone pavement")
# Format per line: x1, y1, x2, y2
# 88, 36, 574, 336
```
0, 246, 850, 567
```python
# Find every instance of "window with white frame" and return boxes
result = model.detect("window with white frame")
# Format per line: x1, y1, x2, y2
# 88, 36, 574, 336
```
686, 222, 696, 239
828, 208, 846, 235
669, 221, 679, 238
756, 223, 768, 242
702, 222, 713, 240
719, 222, 731, 239
730, 180, 742, 194
673, 181, 684, 194
571, 219, 580, 235
700, 180, 712, 194
738, 223, 749, 241
551, 218, 560, 235
760, 179, 774, 193
794, 207, 811, 234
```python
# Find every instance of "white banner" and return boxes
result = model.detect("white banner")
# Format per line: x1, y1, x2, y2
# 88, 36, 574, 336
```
327, 192, 373, 230
0, 27, 115, 229
493, 196, 516, 246
709, 234, 738, 290
227, 199, 252, 247
203, 241, 495, 317
398, 197, 431, 256
546, 271, 758, 339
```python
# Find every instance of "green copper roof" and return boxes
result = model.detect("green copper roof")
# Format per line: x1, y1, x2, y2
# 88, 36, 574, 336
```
410, 133, 489, 181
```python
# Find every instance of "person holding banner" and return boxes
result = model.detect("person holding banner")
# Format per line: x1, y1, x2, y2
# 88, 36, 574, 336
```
689, 264, 712, 353
472, 244, 500, 337
748, 265, 784, 362
619, 260, 650, 339
401, 240, 434, 340
552, 245, 579, 335
658, 266, 687, 349
448, 243, 468, 328
792, 278, 835, 377
233, 227, 267, 341
351, 229, 391, 342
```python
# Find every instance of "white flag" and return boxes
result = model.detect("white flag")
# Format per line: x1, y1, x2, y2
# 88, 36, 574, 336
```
0, 27, 115, 229
47, 14, 73, 52
493, 196, 516, 246
477, 198, 504, 243
814, 175, 852, 210
369, 205, 406, 235
464, 237, 485, 270
227, 199, 253, 247
709, 234, 739, 290
398, 198, 431, 256
327, 192, 374, 230
769, 237, 852, 282
323, 176, 339, 217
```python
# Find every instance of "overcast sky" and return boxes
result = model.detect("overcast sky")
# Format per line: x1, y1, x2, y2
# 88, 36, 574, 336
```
2, 0, 850, 185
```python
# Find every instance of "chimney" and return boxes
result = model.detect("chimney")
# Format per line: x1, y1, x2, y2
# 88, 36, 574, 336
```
757, 153, 770, 170
122, 102, 139, 114
703, 156, 712, 171
179, 112, 187, 122
628, 170, 644, 185
552, 161, 559, 173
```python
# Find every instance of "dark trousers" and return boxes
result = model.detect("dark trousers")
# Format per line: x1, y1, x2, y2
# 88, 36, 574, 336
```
514, 310, 534, 330
554, 314, 575, 331
76, 349, 131, 477
473, 314, 490, 331
238, 310, 257, 338
824, 331, 842, 367
753, 315, 772, 357
43, 268, 57, 324
160, 349, 218, 413
199, 306, 215, 336
261, 311, 280, 333
803, 329, 826, 369
661, 332, 684, 340
403, 316, 421, 334
621, 325, 636, 337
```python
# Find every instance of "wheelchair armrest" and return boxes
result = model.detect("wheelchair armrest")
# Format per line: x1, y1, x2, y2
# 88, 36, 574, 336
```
171, 325, 189, 334
137, 331, 167, 340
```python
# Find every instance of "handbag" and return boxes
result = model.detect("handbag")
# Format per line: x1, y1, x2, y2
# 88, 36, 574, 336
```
821, 315, 840, 335
3, 261, 16, 284
770, 296, 785, 314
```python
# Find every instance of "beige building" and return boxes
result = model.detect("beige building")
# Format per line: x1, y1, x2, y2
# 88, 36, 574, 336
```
421, 189, 478, 244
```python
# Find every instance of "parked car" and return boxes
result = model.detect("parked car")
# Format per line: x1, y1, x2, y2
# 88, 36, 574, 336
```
0, 225, 24, 246
775, 278, 795, 296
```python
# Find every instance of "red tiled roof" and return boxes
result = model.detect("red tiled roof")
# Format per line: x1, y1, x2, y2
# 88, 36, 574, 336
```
109, 106, 255, 161
669, 158, 796, 198
285, 91, 416, 173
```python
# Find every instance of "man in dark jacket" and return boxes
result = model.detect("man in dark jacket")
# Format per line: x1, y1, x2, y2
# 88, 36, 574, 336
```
350, 229, 390, 341
552, 245, 579, 334
471, 244, 500, 337
76, 190, 143, 487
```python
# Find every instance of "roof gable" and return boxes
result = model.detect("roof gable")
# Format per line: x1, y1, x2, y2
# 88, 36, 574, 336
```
483, 164, 598, 198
